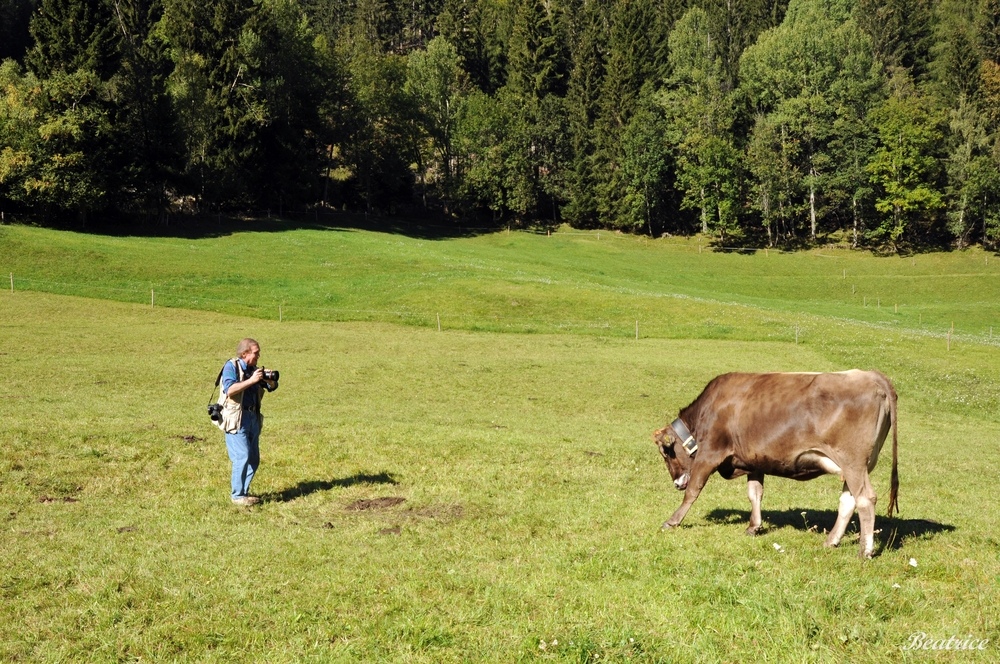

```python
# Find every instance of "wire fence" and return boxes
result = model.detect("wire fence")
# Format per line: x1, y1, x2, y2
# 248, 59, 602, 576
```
5, 271, 1000, 350
3, 273, 658, 336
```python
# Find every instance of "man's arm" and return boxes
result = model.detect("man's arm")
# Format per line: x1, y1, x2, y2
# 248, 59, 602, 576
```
225, 367, 263, 398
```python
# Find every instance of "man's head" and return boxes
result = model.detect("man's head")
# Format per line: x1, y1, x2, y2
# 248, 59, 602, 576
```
236, 338, 260, 365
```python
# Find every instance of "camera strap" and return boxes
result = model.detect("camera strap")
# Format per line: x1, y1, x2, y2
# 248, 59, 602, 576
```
209, 359, 240, 403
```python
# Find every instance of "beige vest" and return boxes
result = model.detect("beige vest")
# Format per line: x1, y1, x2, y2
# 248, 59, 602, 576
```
216, 359, 264, 434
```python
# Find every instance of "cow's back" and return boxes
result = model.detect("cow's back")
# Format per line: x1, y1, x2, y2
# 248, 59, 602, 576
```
696, 370, 892, 467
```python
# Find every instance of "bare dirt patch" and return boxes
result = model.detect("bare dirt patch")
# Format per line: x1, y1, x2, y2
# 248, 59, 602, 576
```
38, 496, 79, 504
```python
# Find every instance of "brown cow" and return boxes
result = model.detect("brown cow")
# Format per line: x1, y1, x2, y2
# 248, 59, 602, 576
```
653, 370, 899, 558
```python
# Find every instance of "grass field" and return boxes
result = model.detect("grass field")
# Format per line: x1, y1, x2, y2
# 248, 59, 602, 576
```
1, 220, 998, 662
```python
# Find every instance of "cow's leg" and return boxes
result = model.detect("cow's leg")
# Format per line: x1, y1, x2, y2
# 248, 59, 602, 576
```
831, 473, 878, 559
662, 466, 712, 530
745, 472, 764, 535
854, 475, 878, 559
824, 482, 855, 548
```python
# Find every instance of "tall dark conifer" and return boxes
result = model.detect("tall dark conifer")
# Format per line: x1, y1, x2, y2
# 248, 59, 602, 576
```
436, 0, 508, 93
245, 0, 330, 208
563, 0, 608, 225
506, 0, 564, 100
27, 0, 117, 78
930, 0, 982, 101
594, 0, 670, 227
493, 0, 570, 221
107, 0, 181, 216
855, 0, 934, 80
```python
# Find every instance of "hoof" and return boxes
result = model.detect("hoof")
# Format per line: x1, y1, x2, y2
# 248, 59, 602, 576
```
745, 526, 761, 536
661, 521, 676, 531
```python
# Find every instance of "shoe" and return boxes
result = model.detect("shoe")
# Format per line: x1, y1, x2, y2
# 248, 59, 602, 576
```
232, 496, 261, 506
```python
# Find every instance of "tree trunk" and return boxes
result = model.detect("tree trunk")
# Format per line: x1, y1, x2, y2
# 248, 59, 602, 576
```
957, 197, 967, 249
809, 173, 817, 240
762, 191, 772, 247
852, 196, 859, 248
700, 187, 708, 234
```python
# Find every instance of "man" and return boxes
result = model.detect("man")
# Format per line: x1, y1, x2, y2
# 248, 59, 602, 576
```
217, 338, 278, 506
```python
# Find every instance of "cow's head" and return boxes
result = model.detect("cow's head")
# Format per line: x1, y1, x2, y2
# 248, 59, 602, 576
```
653, 424, 693, 491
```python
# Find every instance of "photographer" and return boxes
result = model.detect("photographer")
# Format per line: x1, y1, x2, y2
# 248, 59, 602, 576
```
217, 338, 278, 506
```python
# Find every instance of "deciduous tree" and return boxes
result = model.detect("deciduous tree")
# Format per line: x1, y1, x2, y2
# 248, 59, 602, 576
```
866, 74, 946, 248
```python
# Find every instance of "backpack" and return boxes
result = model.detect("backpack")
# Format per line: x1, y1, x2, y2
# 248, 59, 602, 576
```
206, 359, 240, 429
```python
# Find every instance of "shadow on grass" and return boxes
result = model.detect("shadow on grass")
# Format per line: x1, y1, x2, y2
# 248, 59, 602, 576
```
704, 507, 955, 552
264, 471, 398, 503
37, 210, 511, 241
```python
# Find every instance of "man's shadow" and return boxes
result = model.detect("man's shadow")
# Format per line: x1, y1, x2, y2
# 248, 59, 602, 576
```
704, 508, 955, 551
264, 471, 398, 503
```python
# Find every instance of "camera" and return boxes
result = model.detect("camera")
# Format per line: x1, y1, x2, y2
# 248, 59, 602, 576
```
207, 403, 223, 422
260, 368, 279, 382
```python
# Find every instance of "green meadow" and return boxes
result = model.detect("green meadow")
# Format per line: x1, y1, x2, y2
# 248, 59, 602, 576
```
1, 220, 998, 662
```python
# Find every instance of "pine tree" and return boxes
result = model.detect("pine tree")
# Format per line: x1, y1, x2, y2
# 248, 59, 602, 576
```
398, 0, 445, 52
490, 0, 571, 221
562, 0, 608, 225
930, 0, 982, 101
338, 24, 417, 213
854, 0, 934, 80
436, 0, 509, 93
977, 0, 1000, 129
27, 0, 117, 78
506, 0, 565, 100
106, 0, 181, 216
594, 0, 671, 228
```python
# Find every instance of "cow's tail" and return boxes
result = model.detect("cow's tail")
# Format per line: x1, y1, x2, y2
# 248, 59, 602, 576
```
885, 377, 899, 517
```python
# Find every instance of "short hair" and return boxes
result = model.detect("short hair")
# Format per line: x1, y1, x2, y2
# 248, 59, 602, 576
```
236, 338, 259, 357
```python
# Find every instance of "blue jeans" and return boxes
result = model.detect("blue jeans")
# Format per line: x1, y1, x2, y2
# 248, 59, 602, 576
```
225, 412, 261, 499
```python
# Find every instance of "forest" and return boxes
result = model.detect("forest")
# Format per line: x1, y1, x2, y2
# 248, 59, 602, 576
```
1, 0, 1000, 249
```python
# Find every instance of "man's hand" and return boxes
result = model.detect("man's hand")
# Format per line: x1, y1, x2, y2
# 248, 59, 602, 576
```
226, 367, 264, 398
